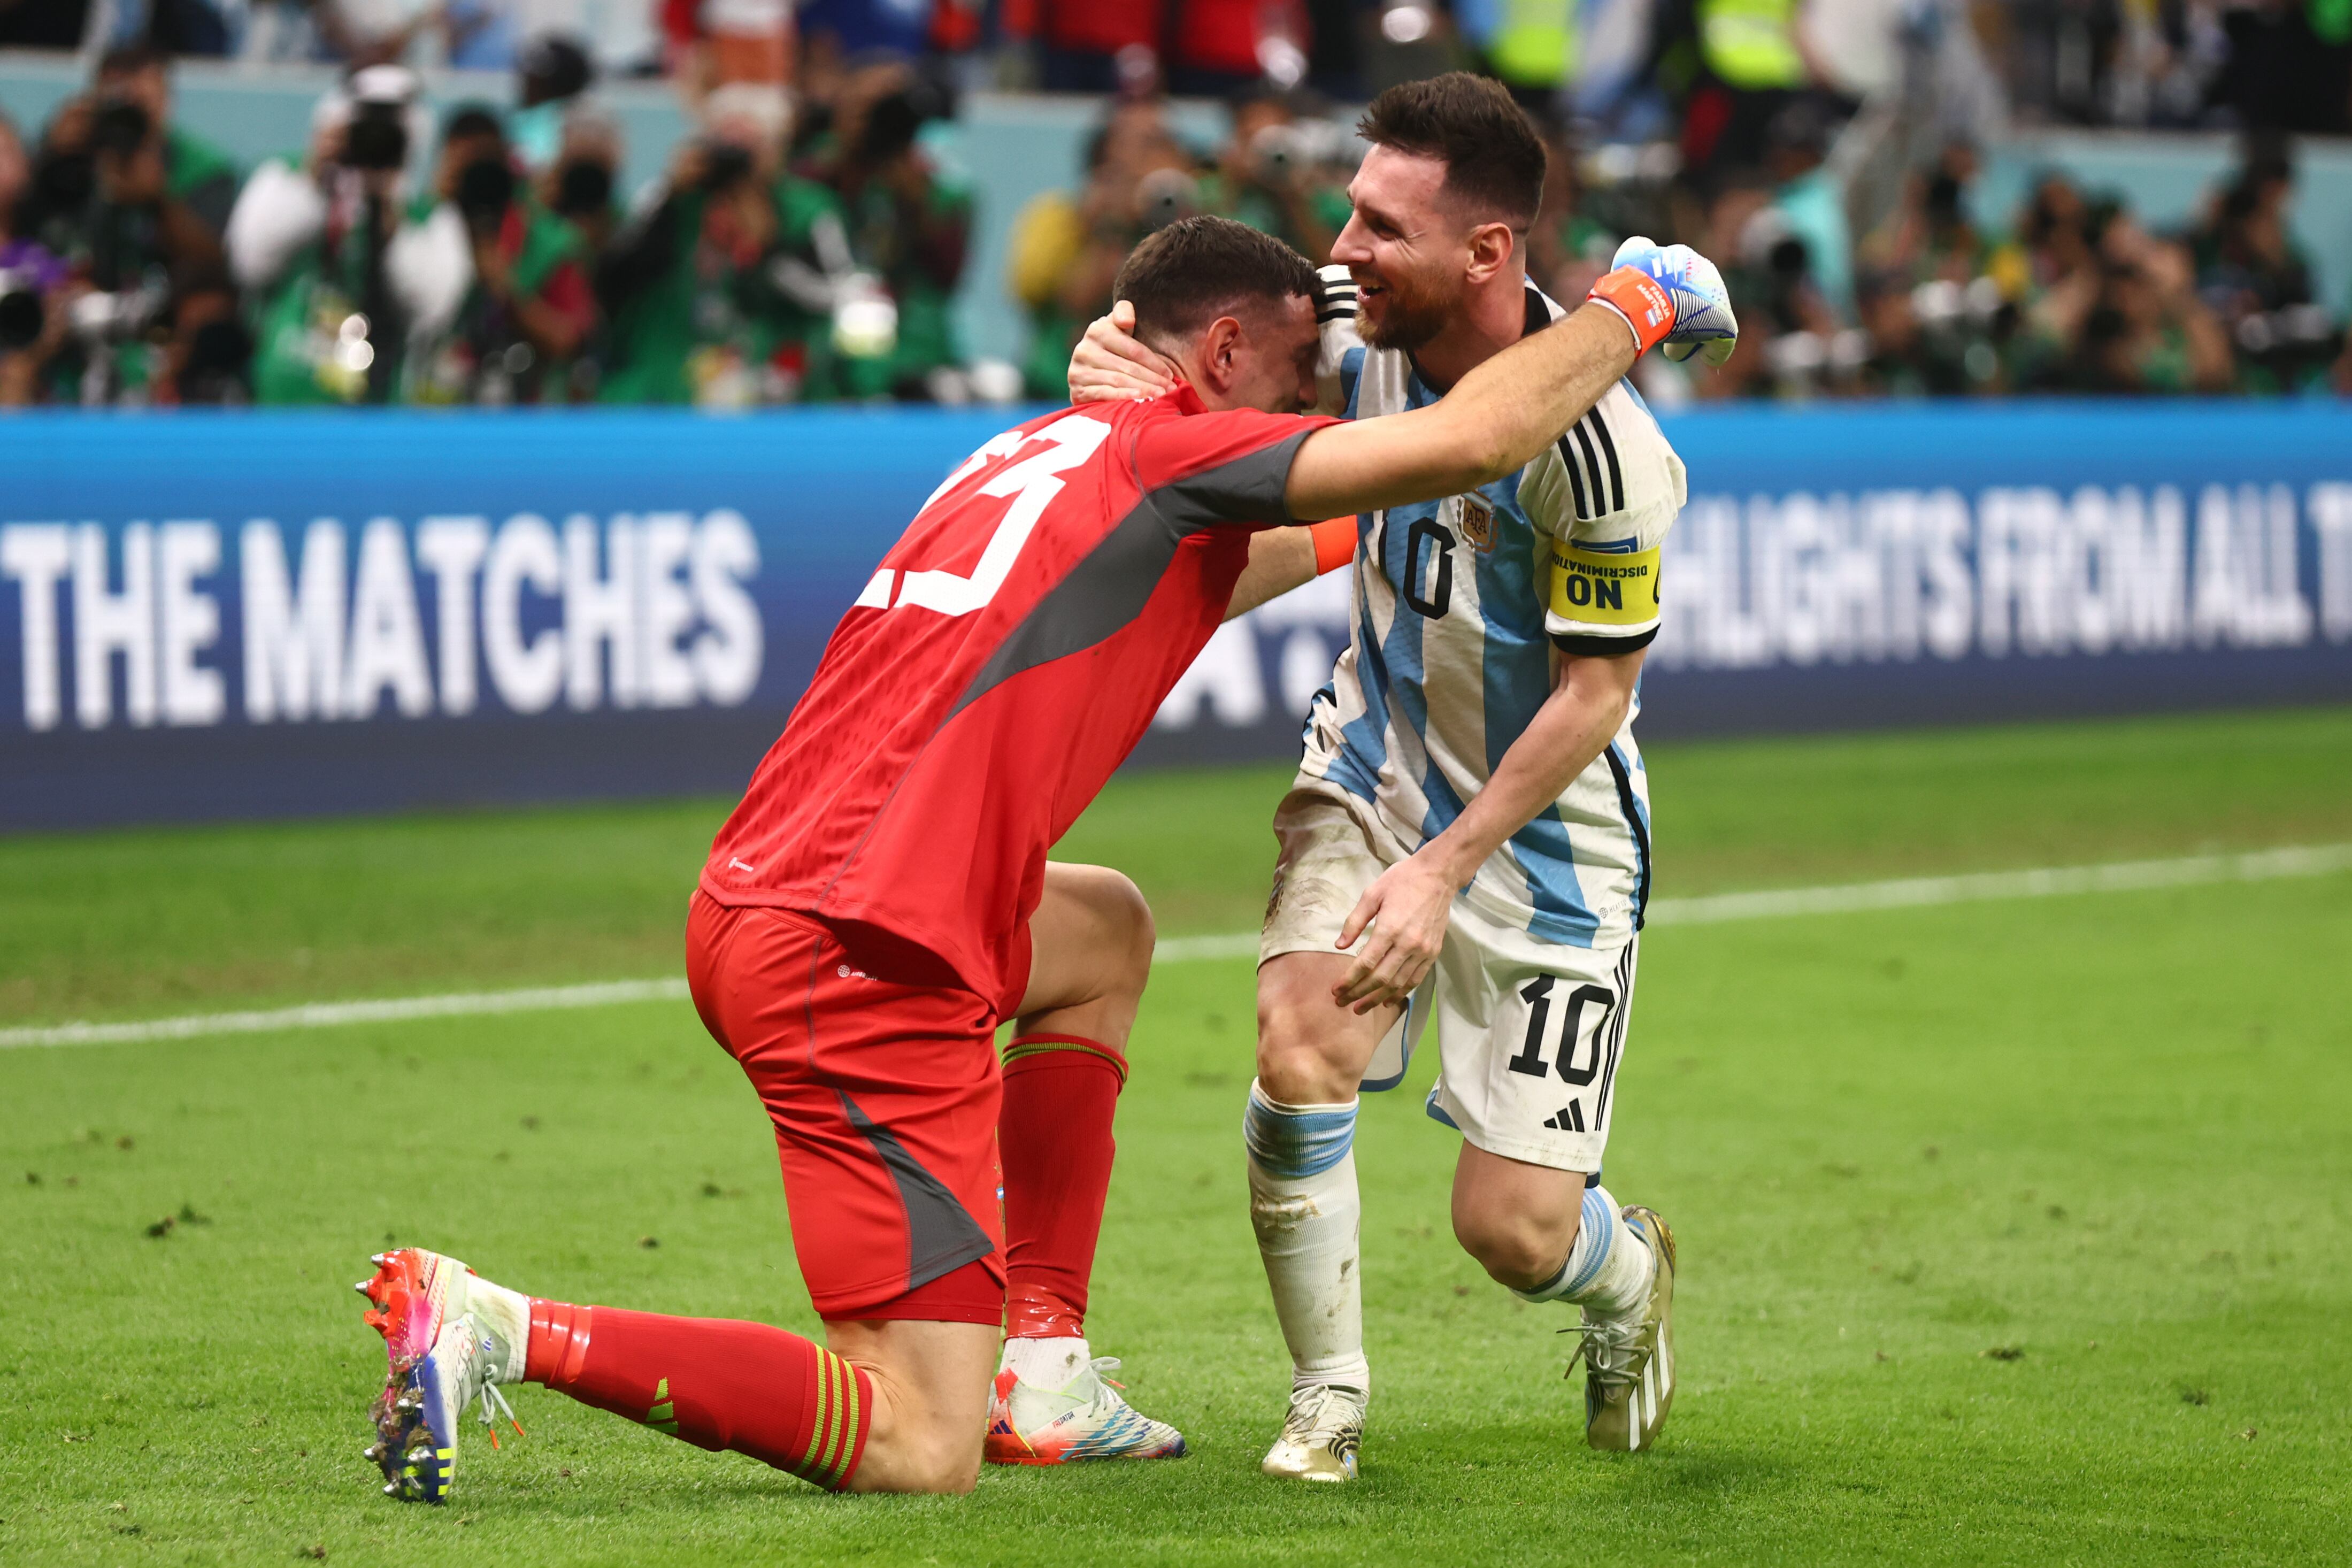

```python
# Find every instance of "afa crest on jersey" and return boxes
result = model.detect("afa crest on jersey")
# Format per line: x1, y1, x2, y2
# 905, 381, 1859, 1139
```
1452, 492, 1496, 554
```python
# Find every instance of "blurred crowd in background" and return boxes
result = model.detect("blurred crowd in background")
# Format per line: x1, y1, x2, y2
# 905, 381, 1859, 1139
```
0, 1, 2348, 405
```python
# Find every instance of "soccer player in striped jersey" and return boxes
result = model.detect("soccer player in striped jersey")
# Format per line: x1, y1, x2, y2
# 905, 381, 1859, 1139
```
1069, 73, 1735, 1478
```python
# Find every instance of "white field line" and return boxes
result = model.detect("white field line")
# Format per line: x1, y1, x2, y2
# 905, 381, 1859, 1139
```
0, 979, 688, 1051
5, 843, 2346, 1051
1643, 841, 2352, 926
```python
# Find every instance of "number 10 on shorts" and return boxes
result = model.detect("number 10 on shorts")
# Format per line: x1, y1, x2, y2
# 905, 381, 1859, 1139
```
1506, 975, 1616, 1135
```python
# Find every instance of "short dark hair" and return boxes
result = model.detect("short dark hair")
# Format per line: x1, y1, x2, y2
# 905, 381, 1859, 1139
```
1357, 72, 1547, 230
441, 103, 506, 147
1113, 216, 1320, 348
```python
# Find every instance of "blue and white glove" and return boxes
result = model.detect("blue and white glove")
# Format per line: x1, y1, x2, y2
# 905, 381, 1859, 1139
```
1610, 235, 1739, 366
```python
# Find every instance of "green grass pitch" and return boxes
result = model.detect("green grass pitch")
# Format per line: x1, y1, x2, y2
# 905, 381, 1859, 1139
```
3, 706, 2349, 1565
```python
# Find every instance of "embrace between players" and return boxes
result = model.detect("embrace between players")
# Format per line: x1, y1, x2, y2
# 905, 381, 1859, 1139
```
354, 74, 1737, 1501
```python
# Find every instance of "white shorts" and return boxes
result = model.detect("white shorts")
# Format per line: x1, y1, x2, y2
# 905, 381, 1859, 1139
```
1260, 782, 1639, 1173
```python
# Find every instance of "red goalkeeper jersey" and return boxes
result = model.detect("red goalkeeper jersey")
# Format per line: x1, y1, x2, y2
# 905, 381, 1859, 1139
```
701, 388, 1334, 1004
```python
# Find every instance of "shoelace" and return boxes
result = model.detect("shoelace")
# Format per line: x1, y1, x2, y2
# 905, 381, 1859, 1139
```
1282, 1383, 1364, 1442
474, 1376, 526, 1449
1558, 1310, 1647, 1389
1081, 1357, 1132, 1411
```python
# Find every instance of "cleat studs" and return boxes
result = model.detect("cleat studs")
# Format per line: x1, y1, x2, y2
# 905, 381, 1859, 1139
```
353, 1280, 373, 1295
363, 1442, 384, 1461
384, 1482, 401, 1496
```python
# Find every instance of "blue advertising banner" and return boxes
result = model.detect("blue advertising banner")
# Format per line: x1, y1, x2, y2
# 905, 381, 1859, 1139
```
4, 404, 2351, 831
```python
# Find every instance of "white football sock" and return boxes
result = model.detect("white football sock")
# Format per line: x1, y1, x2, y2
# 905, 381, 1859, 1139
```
1512, 1183, 1655, 1318
1001, 1335, 1091, 1388
1244, 1080, 1371, 1396
463, 1272, 532, 1383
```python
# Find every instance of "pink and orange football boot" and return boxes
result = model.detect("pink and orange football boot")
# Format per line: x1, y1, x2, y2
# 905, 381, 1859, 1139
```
353, 1248, 526, 1503
985, 1356, 1187, 1465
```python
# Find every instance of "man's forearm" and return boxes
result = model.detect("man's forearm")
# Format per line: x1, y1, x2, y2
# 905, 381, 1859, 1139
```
1434, 301, 1640, 475
1418, 658, 1638, 886
1285, 302, 1636, 520
1225, 527, 1315, 621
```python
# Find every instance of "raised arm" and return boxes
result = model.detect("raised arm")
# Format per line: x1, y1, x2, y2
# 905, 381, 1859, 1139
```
1285, 244, 1734, 522
1284, 299, 1634, 520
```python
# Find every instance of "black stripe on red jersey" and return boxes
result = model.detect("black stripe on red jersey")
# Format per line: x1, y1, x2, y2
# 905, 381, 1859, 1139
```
835, 1088, 998, 1289
946, 427, 1317, 720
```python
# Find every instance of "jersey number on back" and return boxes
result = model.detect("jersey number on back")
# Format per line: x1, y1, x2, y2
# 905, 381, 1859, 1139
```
854, 415, 1111, 617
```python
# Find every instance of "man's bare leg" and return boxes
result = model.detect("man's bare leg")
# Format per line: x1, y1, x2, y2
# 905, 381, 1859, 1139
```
825, 1319, 1000, 1492
1448, 1140, 1671, 1452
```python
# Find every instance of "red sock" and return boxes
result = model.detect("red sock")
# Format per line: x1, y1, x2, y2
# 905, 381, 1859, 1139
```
524, 1300, 870, 1490
998, 1034, 1125, 1339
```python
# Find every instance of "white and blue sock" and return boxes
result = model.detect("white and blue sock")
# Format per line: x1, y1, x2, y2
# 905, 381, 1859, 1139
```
1244, 1080, 1371, 1397
1512, 1183, 1654, 1318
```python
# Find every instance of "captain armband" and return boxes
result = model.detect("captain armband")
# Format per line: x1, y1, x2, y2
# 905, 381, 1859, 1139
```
1548, 542, 1662, 625
1548, 541, 1662, 655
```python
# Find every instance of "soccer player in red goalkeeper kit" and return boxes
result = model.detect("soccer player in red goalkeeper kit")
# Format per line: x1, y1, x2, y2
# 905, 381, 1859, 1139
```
352, 215, 1731, 1500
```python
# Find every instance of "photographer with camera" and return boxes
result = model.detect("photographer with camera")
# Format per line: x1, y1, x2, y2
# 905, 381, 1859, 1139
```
0, 109, 72, 405
792, 61, 972, 401
1006, 96, 1193, 399
93, 44, 241, 241
402, 105, 596, 404
231, 66, 453, 404
1199, 86, 1347, 265
540, 109, 624, 260
595, 84, 854, 407
10, 85, 231, 404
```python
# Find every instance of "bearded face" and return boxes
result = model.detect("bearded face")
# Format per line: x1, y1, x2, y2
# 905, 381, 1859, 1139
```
1354, 255, 1464, 355
1333, 145, 1480, 358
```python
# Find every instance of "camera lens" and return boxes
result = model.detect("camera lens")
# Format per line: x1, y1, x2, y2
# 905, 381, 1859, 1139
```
0, 284, 43, 351
344, 106, 410, 173
702, 144, 755, 192
92, 100, 152, 161
456, 157, 516, 231
554, 159, 613, 218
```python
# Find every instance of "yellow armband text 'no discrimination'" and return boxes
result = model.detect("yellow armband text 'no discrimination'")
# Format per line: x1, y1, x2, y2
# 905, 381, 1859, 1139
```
1547, 542, 1662, 625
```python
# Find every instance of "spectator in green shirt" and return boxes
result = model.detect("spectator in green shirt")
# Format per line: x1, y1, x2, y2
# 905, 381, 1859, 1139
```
595, 84, 854, 408
794, 62, 973, 401
232, 66, 438, 405
402, 104, 597, 404
1197, 87, 1347, 265
18, 89, 229, 404
94, 44, 240, 240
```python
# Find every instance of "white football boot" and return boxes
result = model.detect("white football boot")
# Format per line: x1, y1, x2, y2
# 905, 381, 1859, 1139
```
985, 1357, 1187, 1464
1260, 1381, 1366, 1482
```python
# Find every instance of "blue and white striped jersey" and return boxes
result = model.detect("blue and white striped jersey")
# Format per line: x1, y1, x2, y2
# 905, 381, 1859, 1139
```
1300, 266, 1688, 950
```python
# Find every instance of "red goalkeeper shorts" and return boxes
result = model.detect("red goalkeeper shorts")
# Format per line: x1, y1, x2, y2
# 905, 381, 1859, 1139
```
685, 890, 1012, 1324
